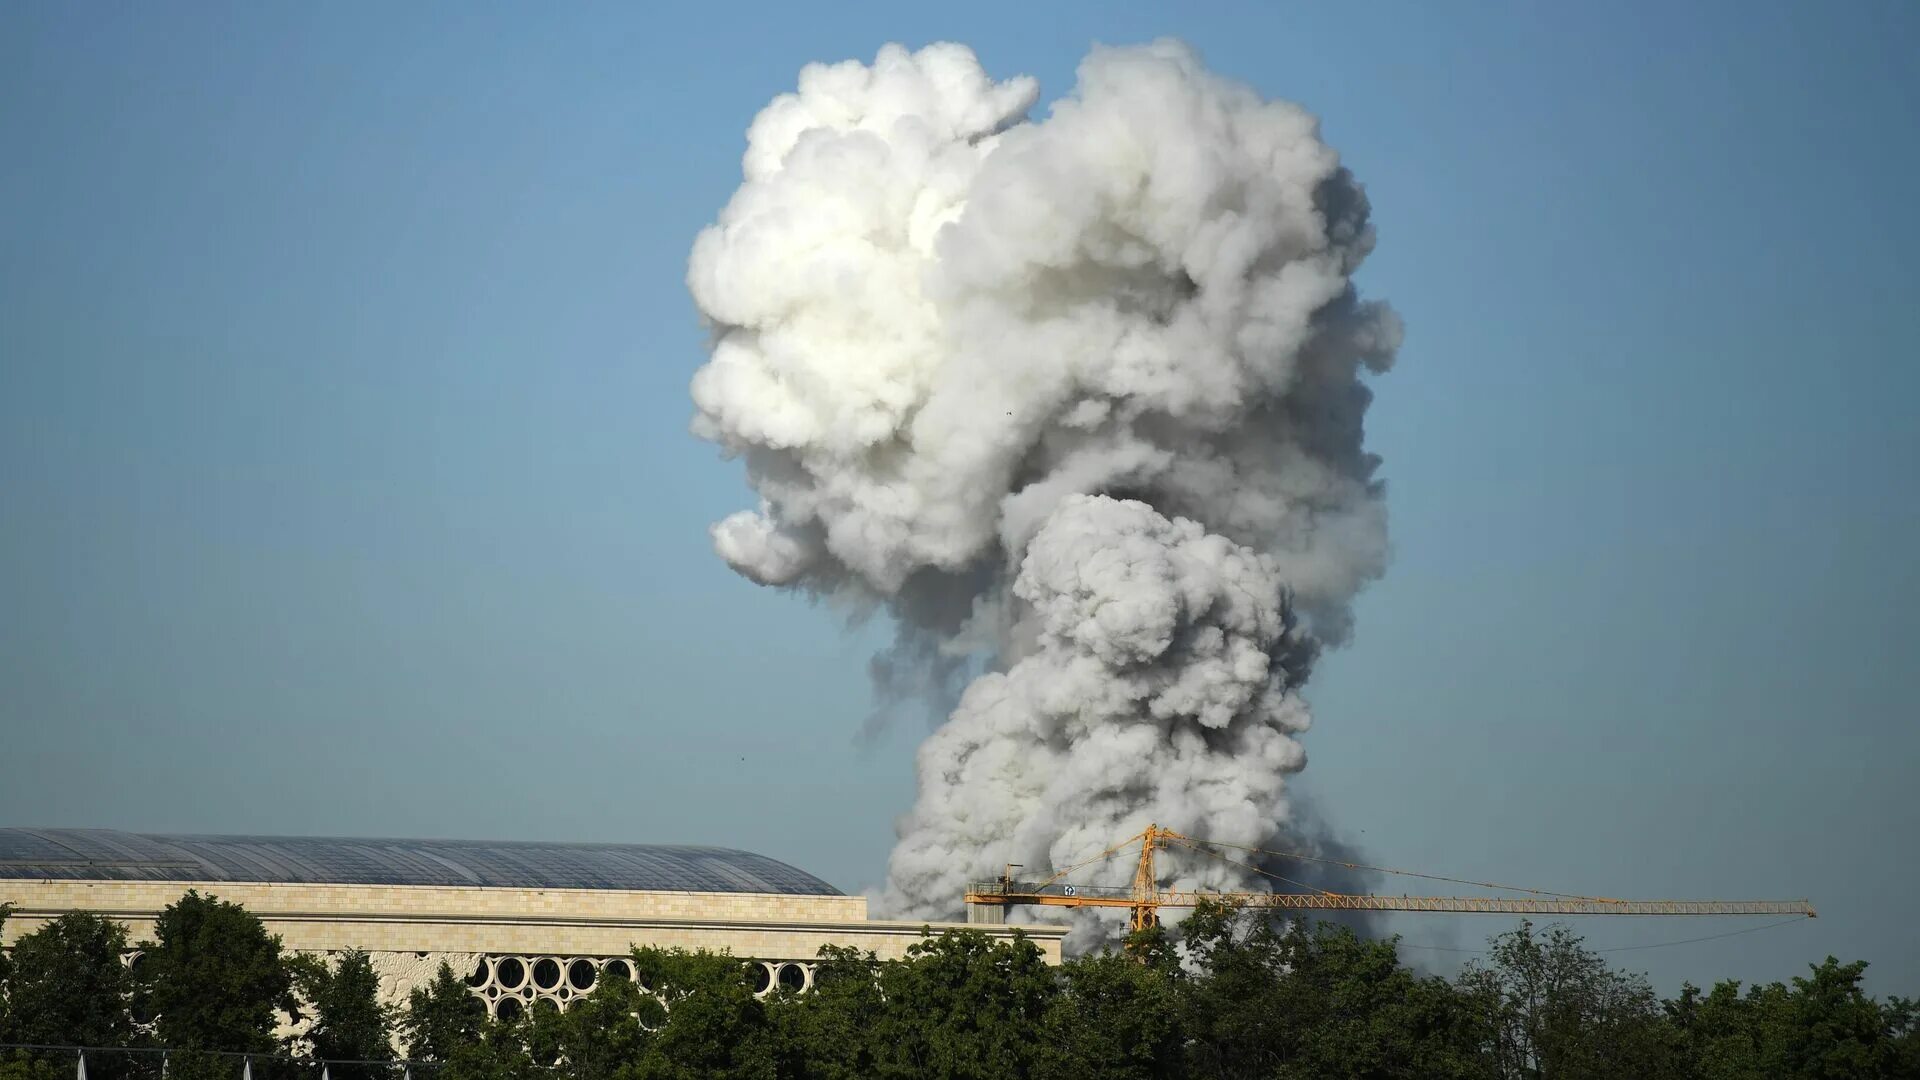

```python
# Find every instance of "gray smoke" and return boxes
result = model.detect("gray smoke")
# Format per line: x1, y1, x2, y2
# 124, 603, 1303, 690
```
688, 41, 1400, 941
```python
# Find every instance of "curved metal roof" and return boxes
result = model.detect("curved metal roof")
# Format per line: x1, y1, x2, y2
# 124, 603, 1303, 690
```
0, 828, 840, 895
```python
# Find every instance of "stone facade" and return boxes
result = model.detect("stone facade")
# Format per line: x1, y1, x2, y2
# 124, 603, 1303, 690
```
1, 877, 1066, 1021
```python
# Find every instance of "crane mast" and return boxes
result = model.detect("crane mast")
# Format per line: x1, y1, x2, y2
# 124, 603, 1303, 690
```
963, 825, 1816, 931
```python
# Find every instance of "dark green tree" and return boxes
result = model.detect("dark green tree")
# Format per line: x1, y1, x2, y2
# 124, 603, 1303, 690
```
523, 968, 650, 1080
295, 951, 392, 1080
1456, 921, 1680, 1080
624, 946, 777, 1080
1885, 994, 1920, 1079
0, 903, 13, 1038
768, 946, 885, 1080
1042, 949, 1185, 1080
435, 1016, 538, 1080
1179, 900, 1488, 1080
399, 963, 485, 1063
0, 904, 59, 1080
862, 929, 1057, 1080
0, 1058, 62, 1080
1780, 958, 1902, 1079
1177, 899, 1296, 1078
2, 913, 136, 1050
132, 892, 295, 1066
1667, 958, 1913, 1080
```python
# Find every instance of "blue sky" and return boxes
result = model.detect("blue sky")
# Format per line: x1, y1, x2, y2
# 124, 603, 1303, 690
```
2, 1, 1915, 993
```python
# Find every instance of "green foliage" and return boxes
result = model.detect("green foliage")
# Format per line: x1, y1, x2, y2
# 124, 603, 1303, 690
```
400, 963, 486, 1063
0, 903, 13, 1038
295, 950, 393, 1079
133, 891, 294, 1056
1042, 950, 1184, 1080
1180, 901, 1486, 1080
862, 929, 1057, 1080
434, 1019, 541, 1080
3, 891, 1916, 1080
1666, 957, 1916, 1080
623, 946, 776, 1080
768, 941, 887, 1076
769, 946, 884, 1080
1457, 920, 1680, 1080
2, 913, 135, 1050
0, 1051, 65, 1080
524, 969, 650, 1080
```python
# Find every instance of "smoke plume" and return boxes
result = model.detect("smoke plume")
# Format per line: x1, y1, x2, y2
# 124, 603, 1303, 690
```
688, 41, 1400, 938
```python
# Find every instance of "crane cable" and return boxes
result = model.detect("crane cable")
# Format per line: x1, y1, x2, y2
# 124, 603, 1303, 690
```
1166, 834, 1344, 897
1173, 833, 1614, 902
1396, 916, 1811, 956
1025, 835, 1141, 891
1160, 831, 1812, 955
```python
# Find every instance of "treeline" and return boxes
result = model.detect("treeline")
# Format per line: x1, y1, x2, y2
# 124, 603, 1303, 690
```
2, 895, 1916, 1080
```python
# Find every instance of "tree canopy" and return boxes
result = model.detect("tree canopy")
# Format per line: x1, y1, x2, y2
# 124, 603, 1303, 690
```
2, 894, 1915, 1080
292, 950, 392, 1080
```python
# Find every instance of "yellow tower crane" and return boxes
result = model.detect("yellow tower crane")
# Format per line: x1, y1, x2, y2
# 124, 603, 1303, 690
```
963, 825, 1816, 933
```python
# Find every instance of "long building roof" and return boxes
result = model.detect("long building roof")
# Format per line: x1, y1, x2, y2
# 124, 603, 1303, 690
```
0, 828, 841, 896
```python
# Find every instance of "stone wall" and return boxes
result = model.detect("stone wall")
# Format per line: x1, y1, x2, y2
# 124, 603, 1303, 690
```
1, 877, 1067, 1021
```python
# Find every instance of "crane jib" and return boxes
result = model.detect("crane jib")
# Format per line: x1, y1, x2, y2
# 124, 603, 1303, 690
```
963, 886, 1816, 918
961, 825, 1816, 927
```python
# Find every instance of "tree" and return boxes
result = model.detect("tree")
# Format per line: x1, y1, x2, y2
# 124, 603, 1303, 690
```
0, 903, 12, 1038
0, 904, 58, 1080
295, 951, 393, 1080
1884, 994, 1920, 1079
1177, 898, 1297, 1078
1667, 958, 1913, 1080
1042, 949, 1185, 1080
1457, 921, 1680, 1080
623, 946, 777, 1080
769, 946, 885, 1080
400, 963, 485, 1063
862, 929, 1057, 1080
1177, 901, 1488, 1080
522, 968, 650, 1080
133, 892, 295, 1059
1780, 958, 1901, 1079
2, 913, 136, 1049
435, 1017, 539, 1080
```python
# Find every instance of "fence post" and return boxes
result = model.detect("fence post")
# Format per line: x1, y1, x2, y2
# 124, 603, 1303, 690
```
76, 1050, 86, 1080
243, 1056, 253, 1080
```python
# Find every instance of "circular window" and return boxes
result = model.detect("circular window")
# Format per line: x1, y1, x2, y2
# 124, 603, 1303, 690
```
569, 959, 596, 991
495, 957, 526, 990
747, 962, 772, 994
495, 997, 522, 1022
533, 958, 561, 990
777, 964, 806, 992
604, 958, 633, 983
466, 958, 491, 988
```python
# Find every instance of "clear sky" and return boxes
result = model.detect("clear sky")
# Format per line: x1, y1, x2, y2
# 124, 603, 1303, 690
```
2, 1, 1915, 995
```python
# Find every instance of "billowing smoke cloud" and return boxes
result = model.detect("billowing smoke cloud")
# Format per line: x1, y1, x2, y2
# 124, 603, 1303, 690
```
688, 40, 1400, 938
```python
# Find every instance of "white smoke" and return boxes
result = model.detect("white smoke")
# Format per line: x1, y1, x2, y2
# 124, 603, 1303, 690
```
688, 40, 1401, 938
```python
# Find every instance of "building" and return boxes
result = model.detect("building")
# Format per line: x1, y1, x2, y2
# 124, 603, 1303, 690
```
0, 828, 1064, 1020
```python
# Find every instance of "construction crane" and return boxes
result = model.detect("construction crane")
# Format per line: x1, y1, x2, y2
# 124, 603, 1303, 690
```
963, 825, 1816, 933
